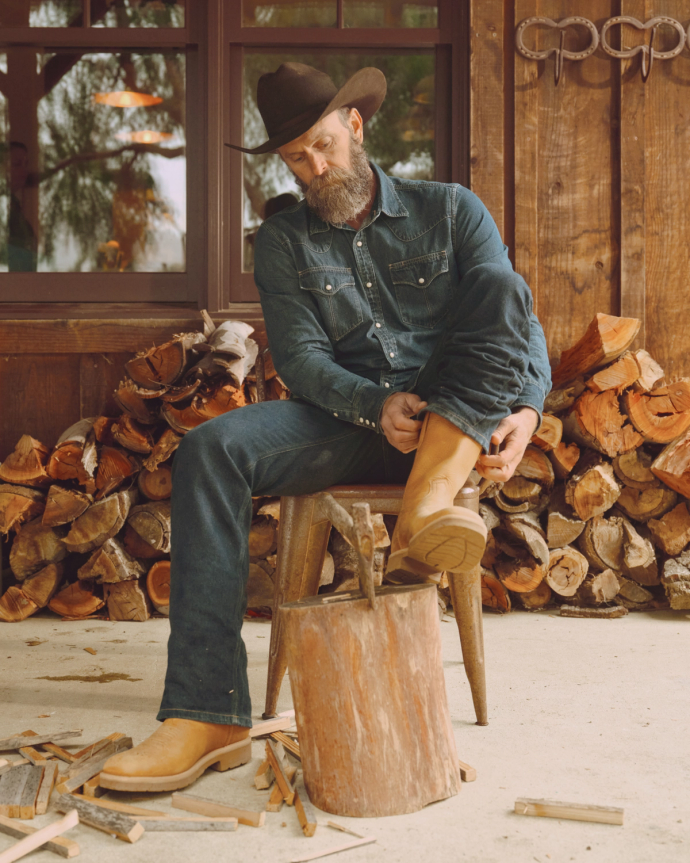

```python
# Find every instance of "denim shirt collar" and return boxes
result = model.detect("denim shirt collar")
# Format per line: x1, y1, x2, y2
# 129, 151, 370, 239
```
308, 161, 408, 235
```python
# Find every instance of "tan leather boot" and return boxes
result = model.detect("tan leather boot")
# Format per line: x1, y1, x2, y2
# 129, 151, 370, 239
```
99, 718, 251, 792
387, 412, 487, 577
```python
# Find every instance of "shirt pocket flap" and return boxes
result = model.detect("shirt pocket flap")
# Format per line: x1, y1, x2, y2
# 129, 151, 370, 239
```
299, 268, 355, 297
389, 251, 449, 288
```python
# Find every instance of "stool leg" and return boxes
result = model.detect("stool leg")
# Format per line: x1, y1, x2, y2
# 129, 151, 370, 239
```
447, 565, 488, 725
263, 496, 330, 719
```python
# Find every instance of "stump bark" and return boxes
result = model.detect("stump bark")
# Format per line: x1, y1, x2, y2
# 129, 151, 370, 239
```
281, 585, 460, 817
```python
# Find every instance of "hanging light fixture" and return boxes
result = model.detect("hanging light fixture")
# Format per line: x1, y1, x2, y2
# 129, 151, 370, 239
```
115, 130, 173, 144
94, 91, 163, 108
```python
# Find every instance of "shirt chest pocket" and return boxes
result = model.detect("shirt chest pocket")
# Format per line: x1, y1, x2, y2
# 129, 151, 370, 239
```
298, 267, 364, 342
389, 250, 450, 329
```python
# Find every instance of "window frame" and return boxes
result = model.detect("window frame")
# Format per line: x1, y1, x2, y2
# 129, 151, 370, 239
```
0, 0, 204, 304
212, 0, 469, 308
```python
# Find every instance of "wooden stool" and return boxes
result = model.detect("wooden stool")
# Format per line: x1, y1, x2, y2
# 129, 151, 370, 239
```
263, 481, 489, 725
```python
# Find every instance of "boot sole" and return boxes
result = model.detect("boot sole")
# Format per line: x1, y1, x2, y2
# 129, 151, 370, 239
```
406, 509, 486, 573
386, 549, 442, 583
99, 737, 252, 793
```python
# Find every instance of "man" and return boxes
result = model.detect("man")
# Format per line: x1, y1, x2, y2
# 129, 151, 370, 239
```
101, 63, 551, 792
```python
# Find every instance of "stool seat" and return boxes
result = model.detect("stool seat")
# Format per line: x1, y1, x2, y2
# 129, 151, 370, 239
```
263, 483, 488, 725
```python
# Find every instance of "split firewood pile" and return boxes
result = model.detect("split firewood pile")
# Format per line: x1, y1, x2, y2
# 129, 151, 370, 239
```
477, 313, 690, 617
0, 317, 288, 623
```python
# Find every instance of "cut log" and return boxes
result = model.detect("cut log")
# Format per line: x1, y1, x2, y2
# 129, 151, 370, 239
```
480, 531, 500, 568
585, 351, 640, 392
647, 502, 690, 556
502, 514, 549, 566
500, 477, 542, 505
479, 502, 501, 532
63, 490, 134, 554
531, 414, 562, 452
93, 416, 116, 445
494, 555, 544, 593
632, 349, 664, 392
160, 402, 207, 434
143, 429, 181, 471
548, 441, 580, 481
95, 446, 139, 498
551, 313, 641, 388
127, 501, 171, 553
543, 379, 585, 414
651, 429, 690, 498
563, 390, 644, 458
48, 581, 105, 619
104, 580, 150, 621
122, 523, 166, 560
559, 604, 628, 619
78, 539, 145, 584
612, 449, 659, 490
22, 563, 64, 608
113, 379, 160, 425
137, 463, 172, 500
574, 569, 620, 605
545, 547, 588, 597
547, 487, 585, 549
257, 499, 281, 521
9, 518, 67, 580
318, 551, 335, 588
622, 379, 690, 443
146, 561, 170, 615
565, 454, 621, 521
616, 577, 653, 606
620, 518, 658, 585
159, 378, 202, 404
515, 445, 555, 490
615, 485, 677, 522
128, 332, 206, 388
0, 587, 38, 622
0, 486, 45, 534
518, 580, 552, 610
247, 563, 275, 609
47, 420, 98, 486
661, 554, 690, 609
0, 436, 51, 488
480, 568, 511, 613
578, 515, 625, 572
249, 517, 277, 558
42, 486, 91, 528
111, 416, 154, 455
282, 586, 460, 817
192, 383, 248, 421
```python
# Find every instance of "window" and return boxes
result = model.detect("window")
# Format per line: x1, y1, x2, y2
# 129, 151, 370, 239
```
0, 0, 201, 302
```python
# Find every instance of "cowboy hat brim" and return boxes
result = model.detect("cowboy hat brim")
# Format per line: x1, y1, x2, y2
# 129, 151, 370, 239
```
225, 66, 386, 155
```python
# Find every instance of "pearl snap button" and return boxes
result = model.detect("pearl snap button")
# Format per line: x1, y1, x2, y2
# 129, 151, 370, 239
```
326, 284, 332, 290
357, 241, 362, 247
389, 352, 395, 358
366, 282, 372, 287
359, 417, 364, 423
333, 412, 338, 417
365, 420, 370, 425
418, 277, 425, 284
375, 323, 381, 328
384, 382, 390, 388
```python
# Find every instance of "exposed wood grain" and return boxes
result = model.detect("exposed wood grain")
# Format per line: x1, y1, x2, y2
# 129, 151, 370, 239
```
18, 766, 44, 819
0, 732, 82, 752
171, 792, 265, 827
0, 812, 79, 859
35, 763, 58, 816
0, 765, 31, 819
0, 809, 79, 863
514, 797, 624, 824
55, 795, 143, 843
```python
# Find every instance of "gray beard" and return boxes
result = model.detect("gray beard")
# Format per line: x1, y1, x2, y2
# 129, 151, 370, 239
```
297, 139, 373, 224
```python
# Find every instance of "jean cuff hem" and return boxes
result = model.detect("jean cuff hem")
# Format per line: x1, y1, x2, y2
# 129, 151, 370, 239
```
422, 403, 491, 452
157, 708, 253, 728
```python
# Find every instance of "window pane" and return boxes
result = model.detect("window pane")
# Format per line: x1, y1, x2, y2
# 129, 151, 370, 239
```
91, 0, 185, 28
0, 48, 185, 273
344, 0, 437, 28
0, 0, 82, 27
243, 0, 337, 28
0, 55, 8, 272
242, 52, 434, 272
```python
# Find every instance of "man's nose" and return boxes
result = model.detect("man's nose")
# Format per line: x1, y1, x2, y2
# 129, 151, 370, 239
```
308, 152, 329, 177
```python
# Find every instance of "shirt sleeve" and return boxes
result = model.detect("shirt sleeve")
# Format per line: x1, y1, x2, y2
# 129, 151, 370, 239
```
511, 312, 552, 426
254, 221, 391, 431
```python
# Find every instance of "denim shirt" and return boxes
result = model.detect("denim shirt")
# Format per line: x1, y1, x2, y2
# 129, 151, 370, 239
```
254, 163, 551, 451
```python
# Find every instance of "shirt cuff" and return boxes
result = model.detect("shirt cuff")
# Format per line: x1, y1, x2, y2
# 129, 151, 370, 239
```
511, 383, 545, 432
356, 384, 394, 433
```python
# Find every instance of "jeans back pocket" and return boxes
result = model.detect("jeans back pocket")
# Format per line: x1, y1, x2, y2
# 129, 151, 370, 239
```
298, 267, 364, 342
389, 250, 449, 329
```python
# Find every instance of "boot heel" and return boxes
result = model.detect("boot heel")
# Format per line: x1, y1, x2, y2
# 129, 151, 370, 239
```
211, 739, 252, 772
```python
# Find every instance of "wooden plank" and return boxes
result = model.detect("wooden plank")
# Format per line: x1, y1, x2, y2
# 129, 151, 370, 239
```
0, 766, 31, 818
458, 759, 477, 782
254, 758, 274, 790
266, 740, 295, 806
265, 783, 284, 813
68, 794, 166, 818
67, 796, 239, 831
81, 775, 104, 799
137, 818, 238, 832
79, 354, 129, 419
0, 813, 79, 859
469, 0, 505, 236
293, 774, 318, 837
289, 837, 377, 863
55, 795, 143, 844
40, 746, 76, 765
17, 748, 48, 768
171, 792, 265, 828
0, 809, 79, 863
18, 766, 44, 819
70, 734, 128, 766
57, 739, 132, 795
249, 713, 294, 738
35, 762, 58, 816
271, 731, 301, 761
514, 797, 624, 825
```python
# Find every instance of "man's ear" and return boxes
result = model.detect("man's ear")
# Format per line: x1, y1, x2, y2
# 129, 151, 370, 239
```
348, 108, 364, 142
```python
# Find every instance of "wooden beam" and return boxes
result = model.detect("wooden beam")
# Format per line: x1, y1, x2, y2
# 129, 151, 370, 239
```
55, 796, 143, 844
35, 763, 58, 817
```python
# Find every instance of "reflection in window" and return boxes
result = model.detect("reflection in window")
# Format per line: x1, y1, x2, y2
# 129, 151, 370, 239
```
92, 0, 185, 28
344, 1, 437, 28
30, 1, 83, 27
243, 0, 337, 28
242, 52, 434, 271
0, 49, 186, 273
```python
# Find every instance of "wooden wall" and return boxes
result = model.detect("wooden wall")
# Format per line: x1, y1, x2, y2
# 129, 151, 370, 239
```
470, 0, 690, 377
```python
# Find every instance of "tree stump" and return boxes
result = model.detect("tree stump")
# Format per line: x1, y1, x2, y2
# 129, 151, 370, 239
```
281, 584, 460, 817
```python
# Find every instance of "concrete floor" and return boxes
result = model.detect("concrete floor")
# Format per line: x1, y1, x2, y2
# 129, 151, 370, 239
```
1, 608, 688, 863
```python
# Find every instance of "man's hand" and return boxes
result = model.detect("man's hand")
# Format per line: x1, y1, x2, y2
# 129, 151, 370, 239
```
380, 392, 428, 454
475, 407, 540, 484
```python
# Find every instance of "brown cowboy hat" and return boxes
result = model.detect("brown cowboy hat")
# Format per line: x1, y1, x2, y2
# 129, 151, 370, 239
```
225, 62, 386, 155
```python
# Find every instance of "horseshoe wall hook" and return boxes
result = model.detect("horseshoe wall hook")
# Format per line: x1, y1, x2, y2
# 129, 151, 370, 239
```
516, 16, 600, 86
600, 15, 685, 82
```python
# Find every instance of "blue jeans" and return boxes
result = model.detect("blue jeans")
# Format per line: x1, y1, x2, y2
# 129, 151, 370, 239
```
158, 399, 416, 728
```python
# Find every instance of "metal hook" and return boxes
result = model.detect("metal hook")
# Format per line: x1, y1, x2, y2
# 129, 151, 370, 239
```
641, 25, 657, 83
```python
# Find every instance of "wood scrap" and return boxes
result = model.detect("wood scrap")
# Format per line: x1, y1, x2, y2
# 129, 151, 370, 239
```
289, 837, 376, 863
171, 792, 264, 827
530, 414, 562, 452
563, 390, 643, 458
9, 519, 67, 581
40, 745, 76, 765
249, 714, 294, 738
480, 569, 511, 612
63, 491, 134, 555
514, 797, 624, 825
326, 821, 365, 839
647, 502, 690, 556
0, 765, 32, 818
103, 580, 150, 621
457, 760, 476, 782
623, 380, 690, 443
48, 581, 104, 619
293, 773, 318, 837
81, 775, 104, 798
565, 453, 620, 521
0, 589, 38, 623
266, 740, 295, 805
551, 313, 640, 388
137, 817, 239, 831
0, 486, 45, 535
559, 605, 628, 619
57, 738, 132, 795
21, 563, 63, 608
615, 485, 677, 523
271, 731, 301, 761
55, 795, 143, 843
0, 809, 79, 863
661, 554, 690, 609
35, 762, 58, 816
651, 428, 690, 498
266, 783, 284, 813
585, 351, 640, 392
0, 436, 51, 488
0, 732, 81, 752
545, 547, 588, 597
0, 812, 79, 859
518, 580, 552, 610
254, 758, 274, 790
612, 449, 659, 490
78, 539, 144, 584
547, 440, 581, 480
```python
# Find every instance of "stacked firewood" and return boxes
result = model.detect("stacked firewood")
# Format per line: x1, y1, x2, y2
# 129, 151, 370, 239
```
478, 313, 690, 616
0, 318, 287, 623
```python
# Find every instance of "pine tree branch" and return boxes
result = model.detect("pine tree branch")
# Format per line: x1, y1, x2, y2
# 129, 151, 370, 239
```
41, 143, 185, 180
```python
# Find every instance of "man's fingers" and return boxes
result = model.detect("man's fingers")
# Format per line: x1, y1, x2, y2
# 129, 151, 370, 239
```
390, 415, 424, 432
